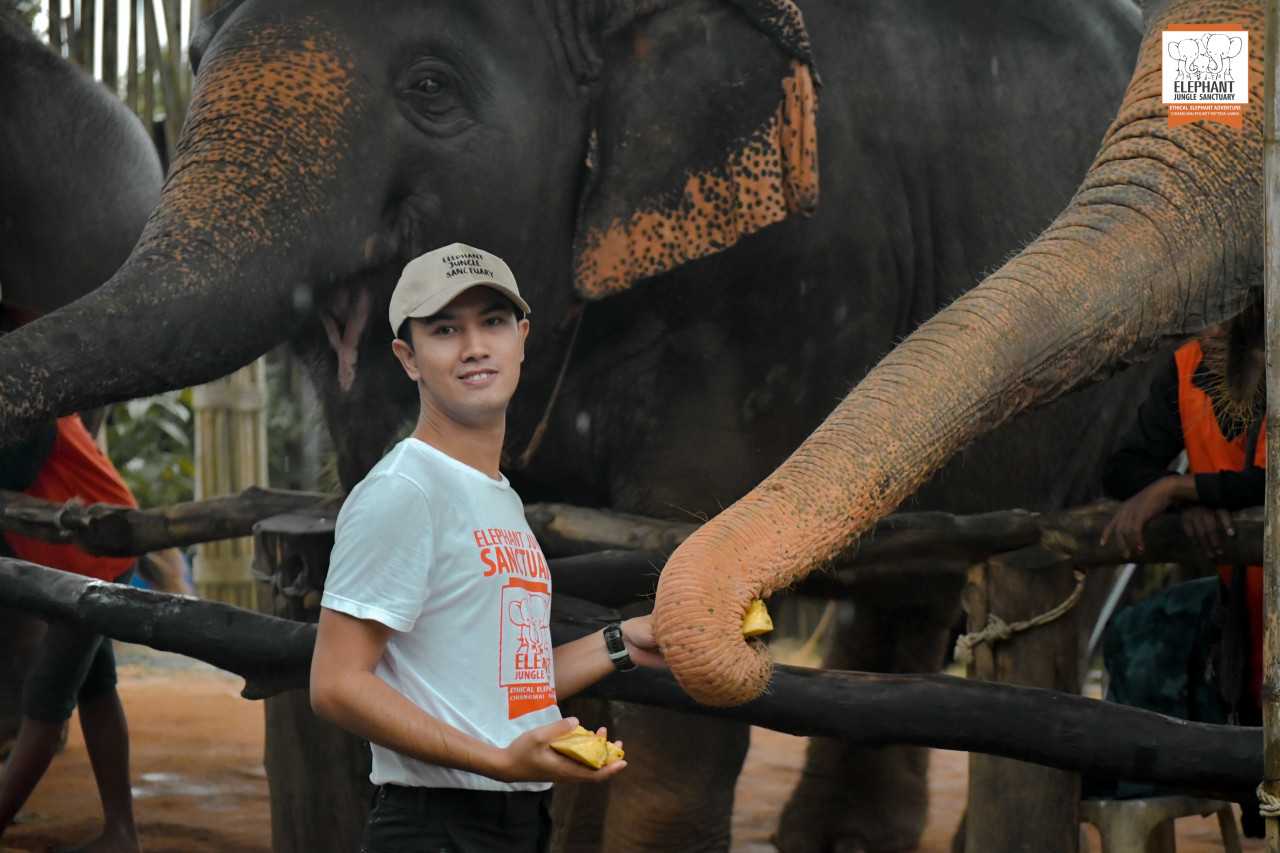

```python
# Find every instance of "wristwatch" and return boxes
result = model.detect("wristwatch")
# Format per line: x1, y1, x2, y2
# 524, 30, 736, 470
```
603, 621, 637, 672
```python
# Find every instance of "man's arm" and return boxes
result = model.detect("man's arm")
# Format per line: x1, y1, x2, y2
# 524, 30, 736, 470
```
1101, 473, 1200, 559
1102, 359, 1185, 500
1100, 358, 1193, 558
310, 607, 624, 783
1194, 466, 1265, 511
553, 615, 666, 700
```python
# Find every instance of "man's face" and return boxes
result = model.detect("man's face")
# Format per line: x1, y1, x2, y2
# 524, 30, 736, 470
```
391, 286, 530, 430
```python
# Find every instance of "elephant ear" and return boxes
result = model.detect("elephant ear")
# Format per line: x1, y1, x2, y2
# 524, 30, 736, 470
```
571, 0, 819, 299
189, 0, 250, 73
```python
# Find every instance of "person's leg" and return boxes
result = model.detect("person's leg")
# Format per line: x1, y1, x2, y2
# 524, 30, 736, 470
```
70, 566, 140, 853
0, 618, 102, 837
73, 685, 139, 853
0, 714, 65, 831
1, 608, 140, 852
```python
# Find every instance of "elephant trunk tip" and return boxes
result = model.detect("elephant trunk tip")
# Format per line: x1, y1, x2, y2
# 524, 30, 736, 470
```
653, 562, 776, 707
661, 626, 775, 707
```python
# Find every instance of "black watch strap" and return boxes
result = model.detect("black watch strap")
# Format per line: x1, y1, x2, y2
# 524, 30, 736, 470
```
603, 621, 637, 672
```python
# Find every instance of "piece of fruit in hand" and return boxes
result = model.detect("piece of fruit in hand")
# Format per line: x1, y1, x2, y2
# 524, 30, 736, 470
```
551, 725, 625, 769
742, 599, 773, 638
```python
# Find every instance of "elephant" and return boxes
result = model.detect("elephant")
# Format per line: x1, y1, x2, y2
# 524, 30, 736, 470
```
652, 0, 1262, 753
1200, 31, 1244, 80
0, 0, 1163, 850
0, 16, 163, 318
0, 12, 162, 757
1168, 36, 1205, 79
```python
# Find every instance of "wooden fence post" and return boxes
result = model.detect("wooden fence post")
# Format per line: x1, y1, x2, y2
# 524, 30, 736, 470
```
1262, 1, 1280, 848
253, 512, 371, 853
964, 551, 1081, 853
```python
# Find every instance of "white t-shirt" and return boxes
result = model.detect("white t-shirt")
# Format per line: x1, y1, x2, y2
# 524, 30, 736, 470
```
322, 438, 559, 791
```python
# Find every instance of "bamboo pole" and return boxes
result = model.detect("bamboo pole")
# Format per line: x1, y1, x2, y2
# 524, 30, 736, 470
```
191, 363, 269, 606
1264, 1, 1280, 847
78, 0, 94, 73
125, 0, 139, 114
48, 0, 63, 56
102, 0, 118, 93
142, 0, 157, 137
159, 0, 185, 153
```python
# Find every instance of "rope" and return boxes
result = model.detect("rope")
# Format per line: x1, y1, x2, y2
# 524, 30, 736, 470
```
954, 571, 1086, 665
1256, 783, 1280, 819
513, 304, 585, 470
52, 497, 87, 537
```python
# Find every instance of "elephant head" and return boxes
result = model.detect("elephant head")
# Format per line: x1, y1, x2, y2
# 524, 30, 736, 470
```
1167, 35, 1204, 77
0, 0, 817, 488
653, 0, 1262, 705
1202, 31, 1244, 75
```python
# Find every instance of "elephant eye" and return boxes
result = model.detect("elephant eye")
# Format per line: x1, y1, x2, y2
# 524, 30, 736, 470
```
415, 75, 446, 96
399, 61, 473, 135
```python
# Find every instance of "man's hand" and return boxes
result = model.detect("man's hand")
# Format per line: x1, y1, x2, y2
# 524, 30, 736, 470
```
1100, 475, 1196, 559
621, 615, 667, 669
493, 717, 626, 783
1179, 504, 1235, 559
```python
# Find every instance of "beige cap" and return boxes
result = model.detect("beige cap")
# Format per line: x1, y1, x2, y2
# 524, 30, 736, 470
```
388, 243, 531, 334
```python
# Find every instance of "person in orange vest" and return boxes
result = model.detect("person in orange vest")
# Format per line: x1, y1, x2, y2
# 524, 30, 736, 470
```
1100, 300, 1264, 832
0, 406, 142, 853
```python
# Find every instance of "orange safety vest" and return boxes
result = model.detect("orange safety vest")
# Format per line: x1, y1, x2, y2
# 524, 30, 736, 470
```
3, 415, 138, 582
1175, 340, 1265, 704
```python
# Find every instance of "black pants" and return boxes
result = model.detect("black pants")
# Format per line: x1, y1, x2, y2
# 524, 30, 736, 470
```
361, 785, 553, 853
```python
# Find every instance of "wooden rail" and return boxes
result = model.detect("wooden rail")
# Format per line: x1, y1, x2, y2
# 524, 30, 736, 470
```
0, 557, 1261, 796
0, 486, 1262, 569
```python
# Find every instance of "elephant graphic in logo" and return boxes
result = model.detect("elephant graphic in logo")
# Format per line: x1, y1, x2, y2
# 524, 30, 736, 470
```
1169, 32, 1242, 82
500, 580, 551, 684
1197, 32, 1243, 82
1168, 36, 1205, 80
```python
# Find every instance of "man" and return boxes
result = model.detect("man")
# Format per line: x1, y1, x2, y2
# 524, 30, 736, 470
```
1099, 304, 1264, 832
311, 243, 665, 852
1100, 305, 1264, 710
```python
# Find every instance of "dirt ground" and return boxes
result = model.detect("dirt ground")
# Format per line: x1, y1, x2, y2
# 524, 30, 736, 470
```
0, 645, 1261, 853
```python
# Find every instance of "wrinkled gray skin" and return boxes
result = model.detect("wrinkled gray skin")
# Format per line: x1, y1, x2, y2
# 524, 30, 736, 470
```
0, 16, 162, 315
0, 1, 1157, 850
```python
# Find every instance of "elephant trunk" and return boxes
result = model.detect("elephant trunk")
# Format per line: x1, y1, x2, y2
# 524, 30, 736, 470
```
653, 0, 1263, 706
0, 18, 379, 441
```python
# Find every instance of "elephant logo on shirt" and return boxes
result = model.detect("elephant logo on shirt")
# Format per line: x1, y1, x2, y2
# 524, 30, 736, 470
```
499, 579, 555, 719
508, 593, 551, 672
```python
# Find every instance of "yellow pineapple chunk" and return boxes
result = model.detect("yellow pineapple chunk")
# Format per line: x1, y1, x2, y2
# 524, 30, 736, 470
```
552, 734, 609, 768
742, 599, 773, 638
551, 725, 625, 769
